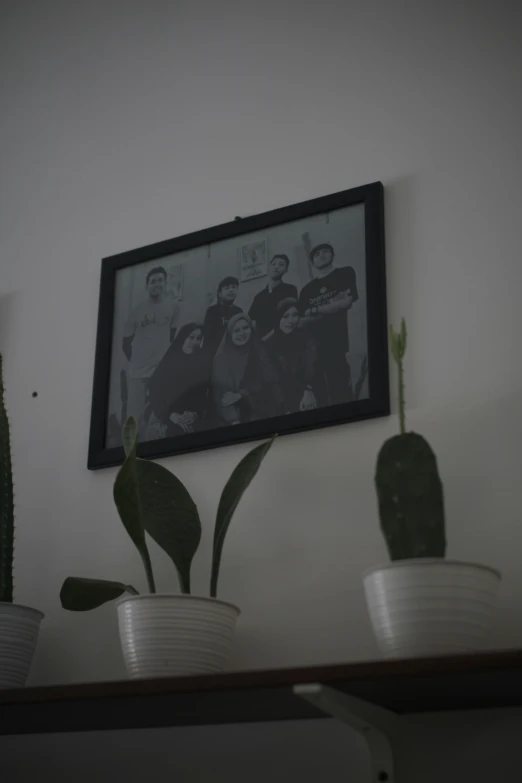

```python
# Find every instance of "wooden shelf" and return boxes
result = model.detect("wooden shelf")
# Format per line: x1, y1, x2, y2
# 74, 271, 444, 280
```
1, 650, 522, 736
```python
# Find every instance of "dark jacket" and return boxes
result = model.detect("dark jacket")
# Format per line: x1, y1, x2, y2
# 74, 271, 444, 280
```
203, 303, 242, 358
265, 329, 318, 413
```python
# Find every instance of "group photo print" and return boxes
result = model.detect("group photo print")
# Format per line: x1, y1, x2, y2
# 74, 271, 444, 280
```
88, 182, 388, 468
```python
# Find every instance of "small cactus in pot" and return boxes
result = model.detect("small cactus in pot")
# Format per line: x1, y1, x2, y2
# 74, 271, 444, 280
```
375, 319, 446, 560
365, 320, 500, 658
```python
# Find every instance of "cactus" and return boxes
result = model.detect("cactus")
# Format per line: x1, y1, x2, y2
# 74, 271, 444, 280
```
375, 319, 446, 560
0, 353, 14, 602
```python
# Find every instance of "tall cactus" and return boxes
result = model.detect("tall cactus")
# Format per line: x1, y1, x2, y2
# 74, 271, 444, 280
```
0, 353, 14, 602
375, 320, 446, 560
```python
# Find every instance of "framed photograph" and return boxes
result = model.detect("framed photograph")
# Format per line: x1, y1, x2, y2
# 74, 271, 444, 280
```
240, 239, 268, 282
88, 181, 388, 469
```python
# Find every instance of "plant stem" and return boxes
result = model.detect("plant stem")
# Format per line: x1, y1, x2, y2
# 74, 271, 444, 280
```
398, 354, 406, 435
142, 552, 156, 594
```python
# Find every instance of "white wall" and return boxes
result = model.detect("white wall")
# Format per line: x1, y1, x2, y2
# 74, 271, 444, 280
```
1, 0, 522, 694
4, 709, 522, 783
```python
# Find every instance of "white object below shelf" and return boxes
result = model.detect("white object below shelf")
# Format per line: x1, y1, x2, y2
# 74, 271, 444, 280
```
294, 682, 400, 783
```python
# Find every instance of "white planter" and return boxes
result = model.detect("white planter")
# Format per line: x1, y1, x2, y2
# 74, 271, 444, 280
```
117, 594, 240, 679
364, 559, 501, 658
0, 602, 44, 688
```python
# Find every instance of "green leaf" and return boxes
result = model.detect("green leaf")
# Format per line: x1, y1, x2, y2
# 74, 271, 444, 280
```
113, 418, 156, 593
60, 577, 138, 611
136, 459, 201, 594
389, 319, 407, 365
210, 437, 275, 597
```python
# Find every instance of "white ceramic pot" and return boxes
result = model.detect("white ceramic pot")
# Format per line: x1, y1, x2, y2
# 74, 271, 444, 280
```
364, 559, 501, 658
117, 594, 240, 679
0, 602, 44, 688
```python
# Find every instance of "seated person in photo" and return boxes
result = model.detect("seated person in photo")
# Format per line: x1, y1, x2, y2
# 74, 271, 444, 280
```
265, 297, 319, 414
298, 243, 358, 406
147, 323, 210, 438
212, 313, 284, 426
248, 254, 297, 340
203, 276, 242, 358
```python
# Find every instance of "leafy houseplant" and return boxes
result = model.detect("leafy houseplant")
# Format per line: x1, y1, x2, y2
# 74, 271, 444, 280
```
0, 353, 44, 688
364, 319, 501, 658
61, 417, 274, 678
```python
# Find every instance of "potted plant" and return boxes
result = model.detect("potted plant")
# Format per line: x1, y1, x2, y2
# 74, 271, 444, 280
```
61, 417, 273, 678
364, 320, 501, 657
0, 353, 44, 688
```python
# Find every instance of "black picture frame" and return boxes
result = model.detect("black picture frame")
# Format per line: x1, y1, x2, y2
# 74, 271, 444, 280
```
88, 181, 388, 470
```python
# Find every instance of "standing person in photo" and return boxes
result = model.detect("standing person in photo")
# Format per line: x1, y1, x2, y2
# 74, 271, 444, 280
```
122, 266, 180, 436
248, 254, 297, 340
298, 243, 358, 406
203, 276, 242, 358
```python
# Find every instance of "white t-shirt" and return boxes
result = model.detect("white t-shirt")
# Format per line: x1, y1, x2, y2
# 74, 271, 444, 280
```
124, 297, 180, 379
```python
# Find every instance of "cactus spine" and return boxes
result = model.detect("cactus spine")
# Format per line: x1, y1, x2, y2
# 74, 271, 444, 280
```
375, 319, 446, 561
0, 353, 14, 602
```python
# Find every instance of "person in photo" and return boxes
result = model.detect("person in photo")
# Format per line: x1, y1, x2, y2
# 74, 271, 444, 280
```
248, 254, 297, 340
298, 243, 358, 406
146, 322, 210, 438
265, 297, 319, 414
122, 266, 180, 436
212, 313, 284, 426
203, 276, 242, 358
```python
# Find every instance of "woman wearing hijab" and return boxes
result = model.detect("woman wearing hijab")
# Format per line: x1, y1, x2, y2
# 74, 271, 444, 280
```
147, 322, 210, 438
212, 313, 284, 425
265, 297, 319, 414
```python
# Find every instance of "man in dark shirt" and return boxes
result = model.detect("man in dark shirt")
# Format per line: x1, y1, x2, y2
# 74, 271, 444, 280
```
248, 254, 297, 339
298, 243, 358, 406
203, 276, 242, 357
